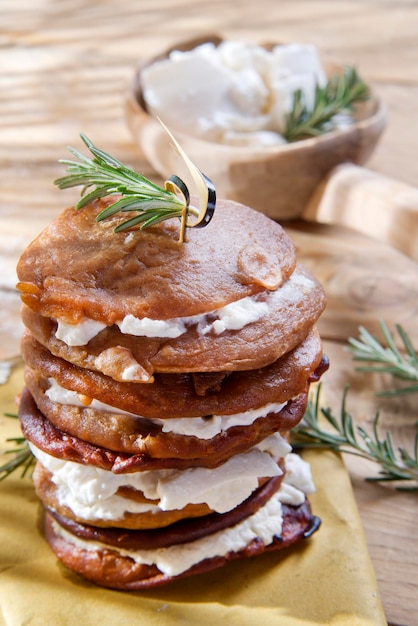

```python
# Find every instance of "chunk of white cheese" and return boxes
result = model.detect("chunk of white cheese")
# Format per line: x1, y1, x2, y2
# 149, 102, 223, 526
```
141, 40, 330, 145
55, 318, 107, 346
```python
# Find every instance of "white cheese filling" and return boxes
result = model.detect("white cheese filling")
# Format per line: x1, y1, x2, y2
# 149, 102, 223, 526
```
55, 294, 269, 346
51, 453, 315, 577
54, 269, 315, 347
30, 433, 292, 520
45, 377, 287, 440
153, 402, 287, 439
55, 318, 107, 346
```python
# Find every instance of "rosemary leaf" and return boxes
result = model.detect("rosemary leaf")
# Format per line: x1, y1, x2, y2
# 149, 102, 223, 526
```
54, 133, 186, 233
284, 65, 370, 141
54, 131, 216, 243
0, 437, 35, 481
0, 413, 35, 481
346, 321, 418, 394
292, 385, 418, 490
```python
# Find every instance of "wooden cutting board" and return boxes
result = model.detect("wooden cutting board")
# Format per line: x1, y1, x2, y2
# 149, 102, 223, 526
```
287, 219, 418, 347
289, 163, 418, 346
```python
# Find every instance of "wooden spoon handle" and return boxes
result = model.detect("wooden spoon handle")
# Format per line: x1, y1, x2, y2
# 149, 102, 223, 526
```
303, 164, 418, 262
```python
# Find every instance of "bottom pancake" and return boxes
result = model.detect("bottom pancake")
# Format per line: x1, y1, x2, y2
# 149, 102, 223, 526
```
44, 497, 320, 590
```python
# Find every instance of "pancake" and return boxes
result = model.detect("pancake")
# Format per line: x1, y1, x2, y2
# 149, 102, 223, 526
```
20, 261, 326, 381
21, 327, 324, 417
20, 387, 307, 469
16, 198, 296, 324
33, 462, 214, 529
25, 368, 310, 458
21, 322, 324, 412
46, 473, 286, 546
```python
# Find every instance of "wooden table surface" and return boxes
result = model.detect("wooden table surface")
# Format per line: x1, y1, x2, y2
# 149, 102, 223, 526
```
1, 2, 417, 624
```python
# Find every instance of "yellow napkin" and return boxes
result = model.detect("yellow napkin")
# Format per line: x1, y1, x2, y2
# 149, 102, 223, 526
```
0, 365, 386, 626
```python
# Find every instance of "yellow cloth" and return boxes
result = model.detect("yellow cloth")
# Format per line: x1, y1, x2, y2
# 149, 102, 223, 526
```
0, 365, 386, 626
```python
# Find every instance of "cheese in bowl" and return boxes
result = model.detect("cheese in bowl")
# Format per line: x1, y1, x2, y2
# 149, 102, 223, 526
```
126, 35, 387, 219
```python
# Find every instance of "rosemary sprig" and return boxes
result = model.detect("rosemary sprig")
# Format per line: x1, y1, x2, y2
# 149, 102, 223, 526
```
346, 321, 418, 395
292, 385, 418, 491
54, 133, 186, 232
0, 414, 35, 481
54, 132, 216, 242
284, 65, 370, 141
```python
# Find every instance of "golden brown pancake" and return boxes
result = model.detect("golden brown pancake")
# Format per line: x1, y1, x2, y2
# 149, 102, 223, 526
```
45, 474, 286, 545
25, 373, 309, 458
20, 261, 326, 381
33, 462, 213, 529
21, 327, 323, 417
20, 388, 306, 470
16, 197, 296, 324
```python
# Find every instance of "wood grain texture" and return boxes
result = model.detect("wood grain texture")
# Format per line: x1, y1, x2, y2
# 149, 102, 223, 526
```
320, 341, 418, 626
1, 1, 417, 624
287, 221, 418, 345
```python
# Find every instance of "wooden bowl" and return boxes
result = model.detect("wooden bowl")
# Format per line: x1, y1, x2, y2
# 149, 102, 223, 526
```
125, 35, 387, 221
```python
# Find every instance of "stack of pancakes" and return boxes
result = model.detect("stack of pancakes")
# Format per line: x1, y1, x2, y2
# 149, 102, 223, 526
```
16, 196, 328, 589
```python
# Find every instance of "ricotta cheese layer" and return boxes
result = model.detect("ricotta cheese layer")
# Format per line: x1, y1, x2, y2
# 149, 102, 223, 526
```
53, 269, 315, 346
52, 453, 315, 577
30, 433, 292, 519
54, 294, 269, 346
45, 377, 288, 439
